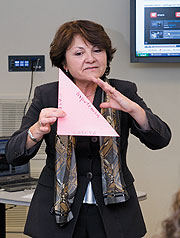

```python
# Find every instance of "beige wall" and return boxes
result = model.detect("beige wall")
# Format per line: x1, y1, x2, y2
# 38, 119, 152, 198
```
0, 0, 179, 237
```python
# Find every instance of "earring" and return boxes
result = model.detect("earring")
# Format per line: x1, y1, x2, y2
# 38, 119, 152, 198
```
66, 69, 68, 73
105, 66, 110, 75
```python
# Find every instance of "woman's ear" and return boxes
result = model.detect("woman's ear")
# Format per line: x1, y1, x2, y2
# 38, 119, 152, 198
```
62, 62, 69, 74
62, 60, 67, 71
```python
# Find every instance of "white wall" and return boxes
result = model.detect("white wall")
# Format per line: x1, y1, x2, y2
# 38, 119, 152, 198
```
1, 0, 180, 237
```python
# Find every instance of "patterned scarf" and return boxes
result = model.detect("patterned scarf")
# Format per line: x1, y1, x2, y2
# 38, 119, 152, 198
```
53, 79, 129, 226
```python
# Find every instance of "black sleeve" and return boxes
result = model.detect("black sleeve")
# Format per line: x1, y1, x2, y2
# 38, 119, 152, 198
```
128, 82, 171, 150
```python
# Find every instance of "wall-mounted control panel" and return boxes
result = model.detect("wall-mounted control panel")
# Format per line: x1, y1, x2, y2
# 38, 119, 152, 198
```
8, 55, 45, 72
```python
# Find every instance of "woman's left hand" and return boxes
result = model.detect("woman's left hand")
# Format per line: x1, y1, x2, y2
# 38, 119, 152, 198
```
91, 77, 136, 112
91, 77, 150, 130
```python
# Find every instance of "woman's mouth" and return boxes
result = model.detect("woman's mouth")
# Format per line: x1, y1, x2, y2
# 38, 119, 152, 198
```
84, 66, 98, 71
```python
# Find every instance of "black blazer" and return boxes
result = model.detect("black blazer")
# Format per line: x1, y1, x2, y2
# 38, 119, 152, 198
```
6, 79, 171, 238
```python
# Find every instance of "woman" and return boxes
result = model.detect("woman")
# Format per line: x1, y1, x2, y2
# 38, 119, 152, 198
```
5, 20, 171, 238
155, 190, 180, 238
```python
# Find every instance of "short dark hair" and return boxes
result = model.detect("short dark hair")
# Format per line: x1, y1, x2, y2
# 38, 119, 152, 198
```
49, 20, 116, 76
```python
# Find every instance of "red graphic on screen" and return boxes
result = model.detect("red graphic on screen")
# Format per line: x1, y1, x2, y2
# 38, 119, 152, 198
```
175, 12, 180, 17
150, 12, 157, 18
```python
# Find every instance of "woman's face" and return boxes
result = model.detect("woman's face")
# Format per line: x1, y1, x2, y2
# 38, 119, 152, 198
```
64, 34, 107, 83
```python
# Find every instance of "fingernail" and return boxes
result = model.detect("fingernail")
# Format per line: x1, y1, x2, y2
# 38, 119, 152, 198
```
62, 112, 66, 117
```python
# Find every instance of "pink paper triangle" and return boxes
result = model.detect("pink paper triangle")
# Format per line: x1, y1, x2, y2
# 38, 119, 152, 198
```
57, 69, 119, 137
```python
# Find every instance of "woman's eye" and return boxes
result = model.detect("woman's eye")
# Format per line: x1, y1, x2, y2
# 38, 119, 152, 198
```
94, 49, 102, 53
75, 52, 83, 56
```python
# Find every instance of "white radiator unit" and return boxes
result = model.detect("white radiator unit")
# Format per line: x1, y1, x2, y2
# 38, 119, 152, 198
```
0, 99, 25, 137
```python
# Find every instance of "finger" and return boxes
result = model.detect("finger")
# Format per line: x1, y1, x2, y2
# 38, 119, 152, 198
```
39, 125, 51, 133
54, 110, 66, 118
92, 77, 116, 95
39, 117, 57, 126
99, 102, 111, 108
41, 108, 66, 119
39, 110, 66, 125
36, 120, 51, 134
91, 77, 106, 89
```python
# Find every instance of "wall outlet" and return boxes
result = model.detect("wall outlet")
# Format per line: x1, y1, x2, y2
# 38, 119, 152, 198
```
8, 55, 45, 72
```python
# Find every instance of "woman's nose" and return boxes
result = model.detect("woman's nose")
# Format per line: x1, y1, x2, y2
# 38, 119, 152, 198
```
85, 52, 96, 63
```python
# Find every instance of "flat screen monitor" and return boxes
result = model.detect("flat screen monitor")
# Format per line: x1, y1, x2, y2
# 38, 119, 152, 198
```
130, 0, 180, 63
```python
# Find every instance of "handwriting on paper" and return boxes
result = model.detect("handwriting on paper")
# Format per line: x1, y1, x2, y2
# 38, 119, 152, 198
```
76, 91, 99, 118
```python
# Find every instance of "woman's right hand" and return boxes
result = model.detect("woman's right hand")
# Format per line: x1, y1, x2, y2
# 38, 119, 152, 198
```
26, 108, 66, 149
